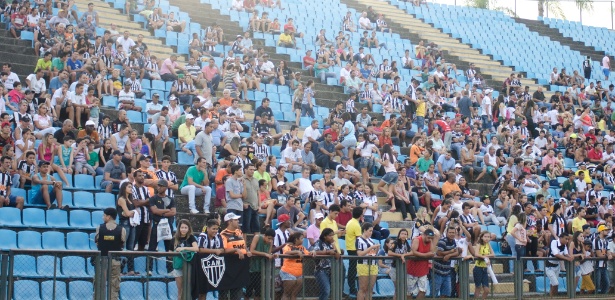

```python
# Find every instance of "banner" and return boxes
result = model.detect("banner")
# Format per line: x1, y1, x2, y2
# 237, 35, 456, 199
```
191, 253, 251, 297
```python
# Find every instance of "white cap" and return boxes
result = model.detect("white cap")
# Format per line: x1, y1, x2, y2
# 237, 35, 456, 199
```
185, 114, 195, 119
85, 120, 96, 126
455, 163, 462, 168
224, 212, 241, 222
314, 213, 324, 219
484, 88, 492, 94
277, 181, 286, 187
169, 95, 177, 101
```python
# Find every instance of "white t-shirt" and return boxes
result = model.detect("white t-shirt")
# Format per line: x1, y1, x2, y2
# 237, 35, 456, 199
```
280, 147, 302, 167
302, 126, 321, 145
603, 56, 610, 69
481, 96, 491, 116
15, 139, 33, 159
71, 92, 86, 106
260, 61, 275, 72
118, 90, 135, 109
547, 109, 559, 126
26, 74, 46, 94
340, 67, 351, 80
356, 141, 377, 157
33, 114, 51, 129
359, 16, 371, 28
4, 72, 19, 89
363, 195, 376, 216
116, 37, 136, 54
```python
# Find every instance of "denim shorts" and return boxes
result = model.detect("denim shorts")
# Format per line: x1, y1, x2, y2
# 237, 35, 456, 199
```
279, 270, 302, 281
341, 137, 357, 149
381, 172, 399, 185
415, 116, 425, 129
473, 266, 489, 288
360, 157, 375, 170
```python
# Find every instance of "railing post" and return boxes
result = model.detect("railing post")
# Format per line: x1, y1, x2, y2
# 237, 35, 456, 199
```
6, 251, 14, 300
395, 258, 405, 300
566, 259, 575, 299
459, 258, 469, 300
514, 258, 523, 300
106, 255, 113, 300
330, 256, 343, 300
261, 257, 272, 300
182, 256, 192, 300
0, 253, 7, 300
93, 254, 103, 300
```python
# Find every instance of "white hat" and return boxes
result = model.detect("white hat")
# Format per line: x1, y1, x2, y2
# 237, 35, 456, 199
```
185, 114, 195, 119
484, 89, 492, 94
169, 95, 177, 101
455, 163, 462, 168
224, 212, 241, 222
314, 213, 324, 219
277, 181, 286, 187
85, 120, 96, 126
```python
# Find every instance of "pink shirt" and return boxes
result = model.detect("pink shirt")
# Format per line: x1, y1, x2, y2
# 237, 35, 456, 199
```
541, 155, 558, 170
201, 65, 219, 81
159, 58, 177, 76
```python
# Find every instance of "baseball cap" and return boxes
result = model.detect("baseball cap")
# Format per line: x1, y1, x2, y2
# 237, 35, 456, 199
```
169, 95, 177, 101
185, 114, 195, 119
575, 198, 582, 205
1, 122, 10, 128
424, 229, 435, 237
157, 179, 169, 187
20, 116, 31, 122
224, 212, 241, 222
277, 214, 290, 225
598, 224, 609, 232
152, 92, 160, 97
139, 155, 151, 161
454, 163, 462, 168
484, 88, 492, 94
277, 181, 286, 187
314, 213, 324, 220
112, 150, 122, 156
570, 133, 578, 139
85, 120, 96, 126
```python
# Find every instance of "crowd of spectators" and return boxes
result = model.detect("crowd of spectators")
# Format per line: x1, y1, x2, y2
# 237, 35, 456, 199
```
3, 0, 615, 299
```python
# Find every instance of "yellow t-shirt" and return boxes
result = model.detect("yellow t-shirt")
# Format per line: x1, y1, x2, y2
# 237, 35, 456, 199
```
574, 169, 592, 184
278, 33, 293, 44
320, 217, 340, 253
475, 243, 491, 268
506, 215, 518, 234
571, 217, 587, 233
178, 124, 196, 143
35, 59, 52, 72
345, 218, 362, 251
415, 100, 426, 117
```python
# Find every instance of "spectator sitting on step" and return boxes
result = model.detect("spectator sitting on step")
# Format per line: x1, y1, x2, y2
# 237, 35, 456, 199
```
358, 12, 372, 30
280, 139, 303, 173
160, 54, 186, 82
166, 12, 186, 33
283, 18, 303, 38
148, 7, 165, 30
117, 83, 141, 113
231, 0, 244, 11
31, 160, 66, 210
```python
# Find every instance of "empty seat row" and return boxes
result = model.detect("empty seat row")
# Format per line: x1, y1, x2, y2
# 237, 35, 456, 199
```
0, 208, 105, 232
10, 189, 115, 209
0, 230, 95, 251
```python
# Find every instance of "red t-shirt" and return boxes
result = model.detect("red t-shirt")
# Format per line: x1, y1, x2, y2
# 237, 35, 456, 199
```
336, 211, 352, 227
323, 128, 339, 142
434, 120, 451, 132
283, 23, 295, 32
588, 148, 602, 161
303, 55, 315, 68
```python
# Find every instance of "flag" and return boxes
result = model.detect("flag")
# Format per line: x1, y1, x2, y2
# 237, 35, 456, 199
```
191, 253, 250, 297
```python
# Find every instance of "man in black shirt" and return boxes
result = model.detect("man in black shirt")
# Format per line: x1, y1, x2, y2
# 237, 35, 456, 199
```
253, 98, 281, 133
147, 179, 176, 275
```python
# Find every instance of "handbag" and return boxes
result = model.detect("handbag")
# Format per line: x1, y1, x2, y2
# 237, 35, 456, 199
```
172, 250, 195, 270
157, 218, 173, 242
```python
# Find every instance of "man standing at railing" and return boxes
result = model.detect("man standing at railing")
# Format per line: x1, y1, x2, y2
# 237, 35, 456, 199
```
593, 224, 612, 294
546, 232, 573, 297
95, 207, 126, 300
407, 229, 437, 299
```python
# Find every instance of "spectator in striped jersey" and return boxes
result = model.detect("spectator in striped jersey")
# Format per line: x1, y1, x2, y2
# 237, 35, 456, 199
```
0, 155, 24, 210
155, 155, 178, 198
17, 150, 36, 189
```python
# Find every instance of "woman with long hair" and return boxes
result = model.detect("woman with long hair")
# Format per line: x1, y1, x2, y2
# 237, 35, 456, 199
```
356, 222, 380, 300
271, 165, 287, 192
505, 205, 522, 271
292, 82, 304, 126
377, 144, 398, 210
356, 132, 379, 185
117, 181, 138, 276
172, 219, 198, 300
258, 179, 277, 227
312, 228, 340, 300
37, 133, 71, 187
412, 207, 434, 238
386, 228, 409, 287
510, 212, 528, 260
280, 232, 314, 300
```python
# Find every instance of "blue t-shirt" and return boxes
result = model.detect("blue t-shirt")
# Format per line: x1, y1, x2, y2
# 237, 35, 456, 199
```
49, 77, 67, 92
66, 59, 83, 71
343, 120, 355, 140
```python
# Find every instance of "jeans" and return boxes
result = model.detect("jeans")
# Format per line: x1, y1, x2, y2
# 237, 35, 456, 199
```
181, 185, 212, 212
434, 273, 452, 297
481, 115, 492, 131
371, 228, 390, 240
319, 72, 336, 83
596, 267, 610, 294
241, 206, 260, 234
301, 103, 315, 118
207, 74, 221, 94
515, 244, 526, 260
347, 250, 358, 293
315, 269, 331, 300
451, 143, 463, 160
120, 220, 136, 272
506, 234, 517, 272
11, 173, 20, 188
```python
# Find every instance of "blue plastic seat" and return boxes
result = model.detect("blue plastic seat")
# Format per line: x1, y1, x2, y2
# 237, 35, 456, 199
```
376, 278, 395, 297
0, 229, 17, 250
300, 117, 312, 127
13, 255, 37, 276
37, 255, 61, 277
69, 210, 93, 229
127, 111, 144, 123
95, 175, 104, 189
74, 174, 95, 190
42, 231, 66, 250
72, 192, 96, 209
177, 152, 194, 165
95, 192, 116, 208
147, 281, 169, 300
13, 280, 40, 300
69, 281, 93, 300
42, 280, 68, 300
91, 210, 104, 227
18, 230, 42, 249
168, 282, 178, 300
46, 209, 69, 228
0, 207, 23, 226
66, 232, 90, 250
89, 233, 97, 250
120, 281, 145, 300
62, 256, 89, 277
22, 208, 46, 227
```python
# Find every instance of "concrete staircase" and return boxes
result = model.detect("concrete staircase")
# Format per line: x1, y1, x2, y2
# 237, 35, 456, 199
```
514, 18, 610, 63
73, 0, 186, 62
341, 0, 548, 92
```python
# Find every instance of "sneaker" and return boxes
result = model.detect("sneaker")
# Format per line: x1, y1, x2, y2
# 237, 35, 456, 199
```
203, 209, 210, 214
147, 270, 153, 276
190, 209, 200, 214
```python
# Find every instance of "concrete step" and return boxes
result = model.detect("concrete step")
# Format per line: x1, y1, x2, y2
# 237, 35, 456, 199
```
469, 281, 529, 294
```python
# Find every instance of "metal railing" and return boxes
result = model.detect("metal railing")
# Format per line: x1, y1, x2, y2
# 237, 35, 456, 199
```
2, 250, 615, 300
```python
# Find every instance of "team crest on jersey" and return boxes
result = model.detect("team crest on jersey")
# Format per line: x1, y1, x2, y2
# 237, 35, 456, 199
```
201, 255, 225, 288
